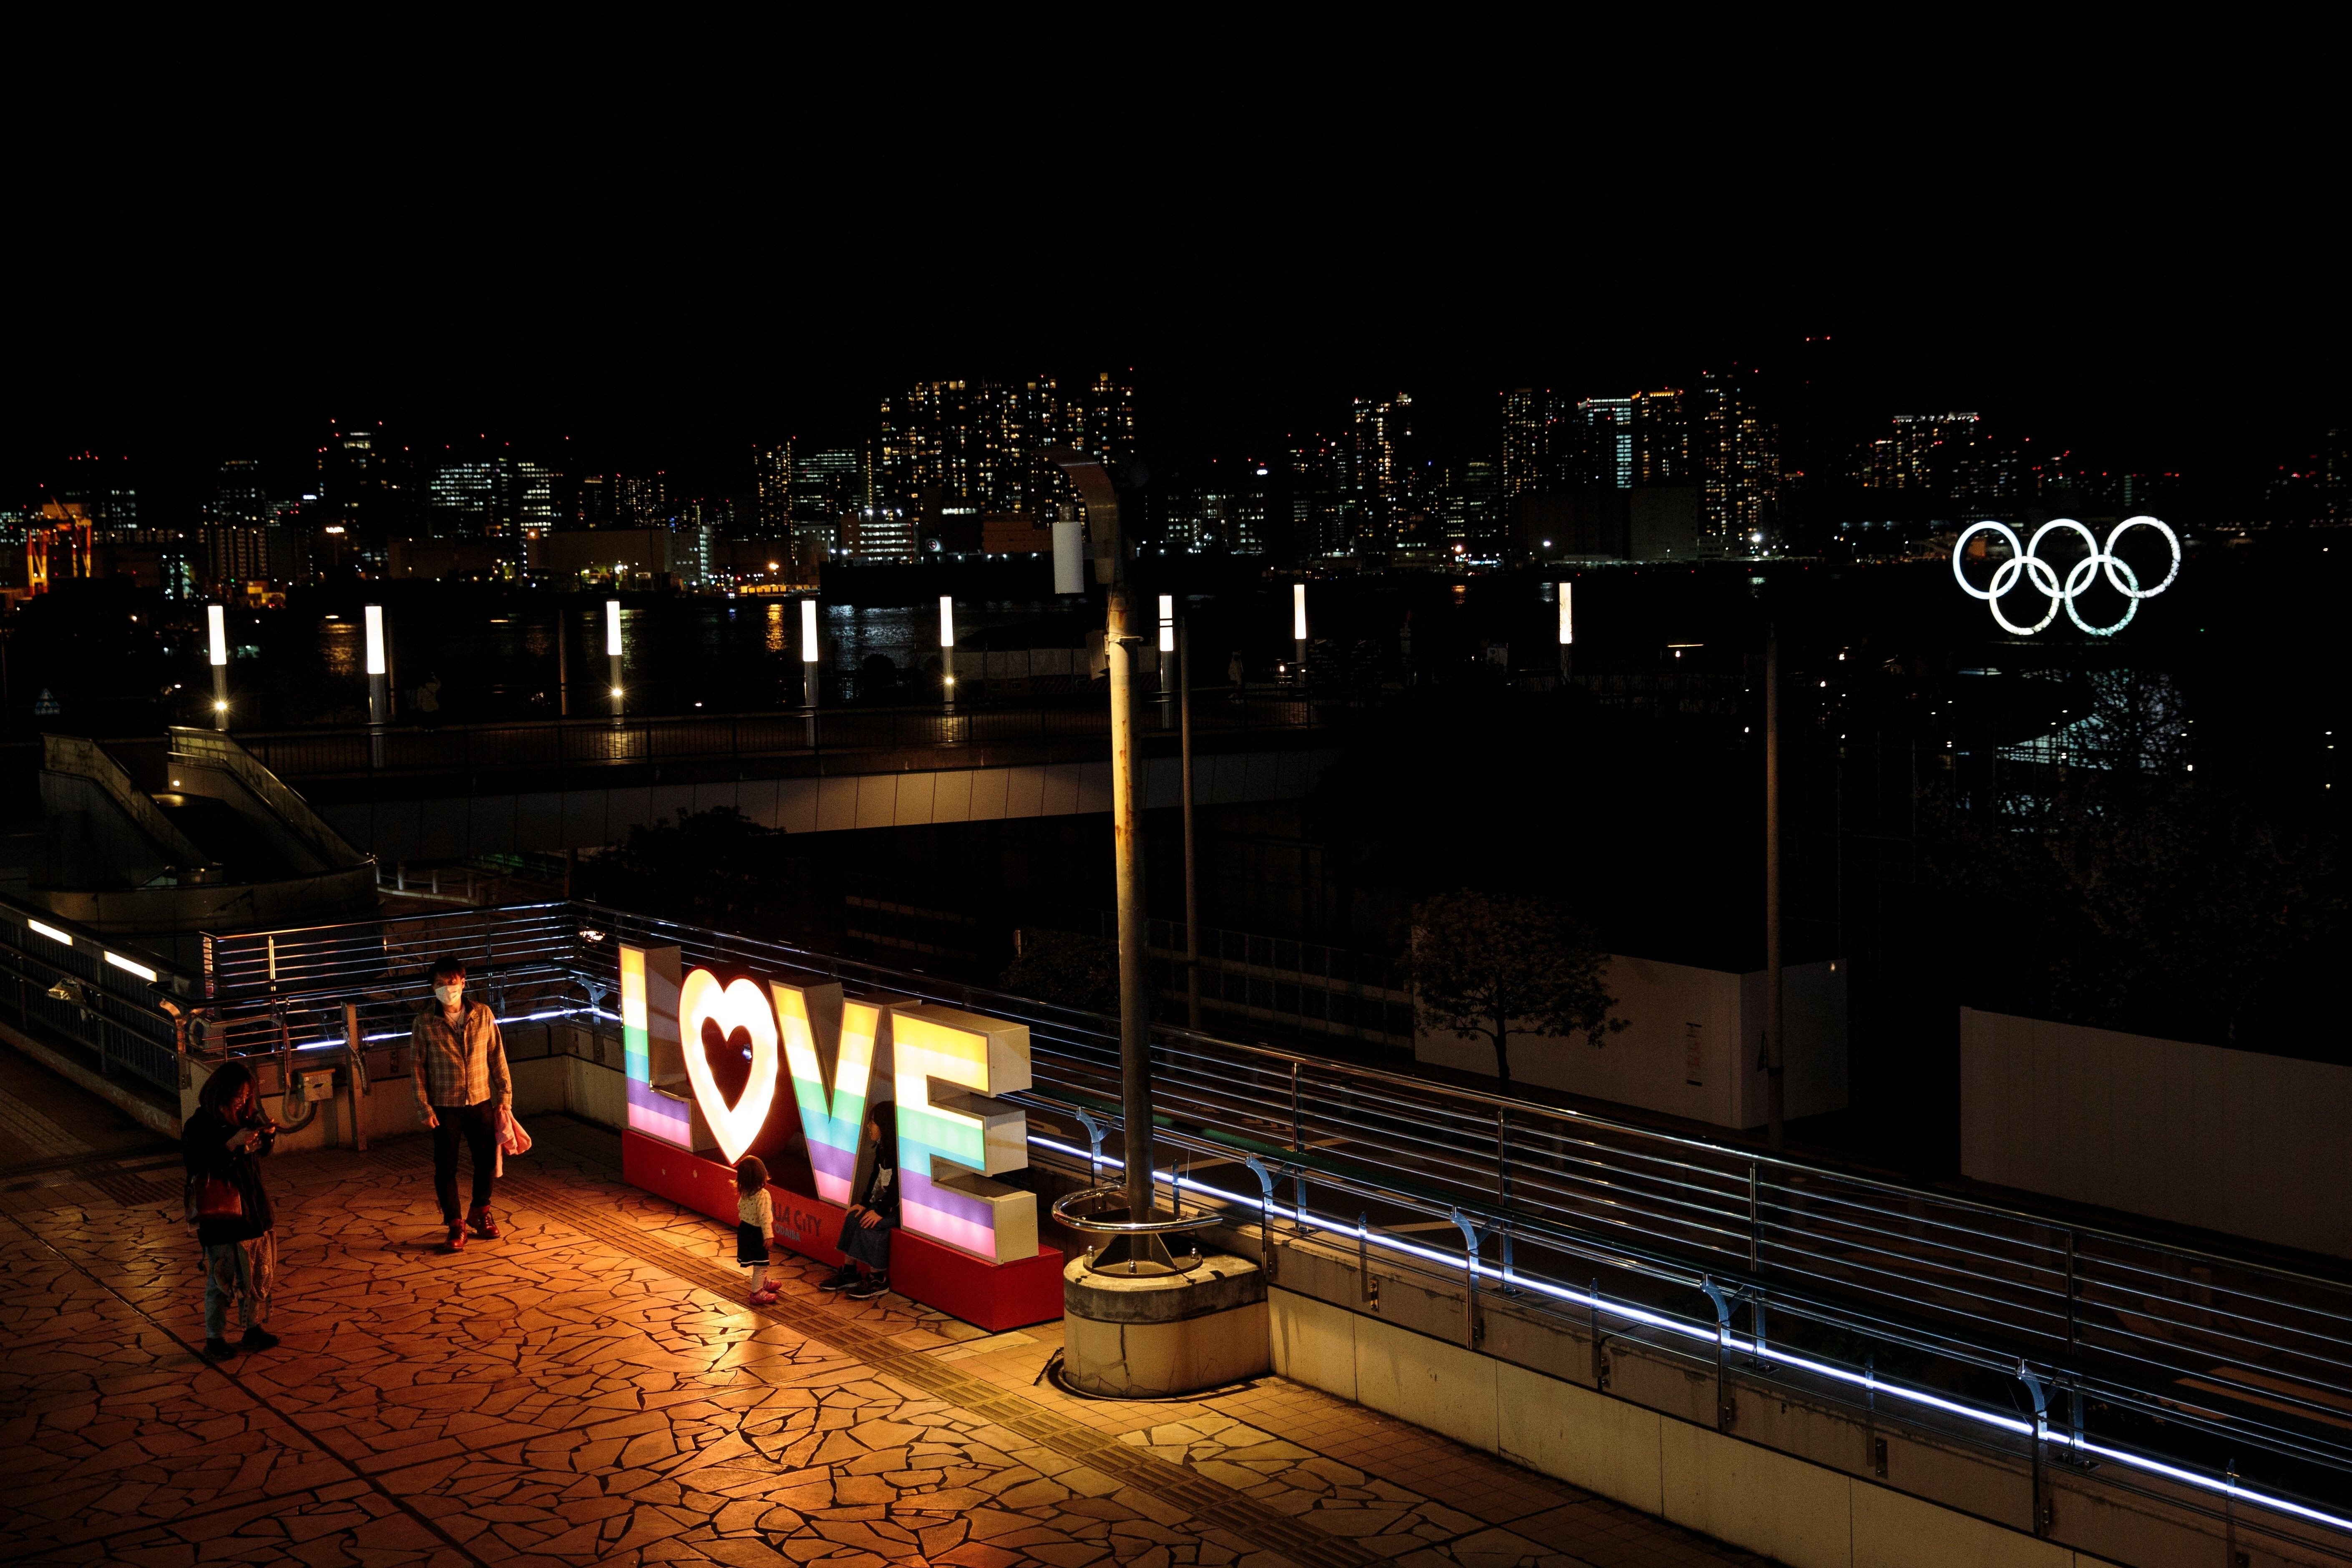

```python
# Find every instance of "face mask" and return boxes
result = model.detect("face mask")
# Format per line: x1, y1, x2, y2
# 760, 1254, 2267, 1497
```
434, 984, 463, 1007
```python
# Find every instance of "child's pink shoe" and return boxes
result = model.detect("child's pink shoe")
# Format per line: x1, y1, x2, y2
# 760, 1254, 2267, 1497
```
749, 1284, 780, 1306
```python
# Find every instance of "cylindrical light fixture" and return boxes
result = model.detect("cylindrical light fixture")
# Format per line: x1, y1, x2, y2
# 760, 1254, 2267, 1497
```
1157, 594, 1176, 728
938, 594, 956, 699
208, 604, 231, 730
1292, 582, 1308, 678
605, 598, 624, 719
800, 596, 820, 708
1052, 513, 1084, 595
363, 603, 389, 734
1557, 581, 1574, 679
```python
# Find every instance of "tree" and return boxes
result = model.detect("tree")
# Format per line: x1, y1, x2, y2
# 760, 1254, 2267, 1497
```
999, 929, 1122, 1017
1412, 889, 1623, 1085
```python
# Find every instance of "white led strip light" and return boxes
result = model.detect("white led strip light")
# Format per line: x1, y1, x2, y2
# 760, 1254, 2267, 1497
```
1952, 516, 2180, 637
1026, 1132, 2352, 1538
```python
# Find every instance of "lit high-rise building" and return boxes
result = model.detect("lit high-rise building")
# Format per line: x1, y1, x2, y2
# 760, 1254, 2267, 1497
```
1351, 393, 1412, 550
60, 451, 138, 528
753, 441, 794, 535
316, 421, 410, 561
212, 459, 271, 526
1500, 390, 1550, 502
1699, 366, 1780, 543
792, 448, 863, 555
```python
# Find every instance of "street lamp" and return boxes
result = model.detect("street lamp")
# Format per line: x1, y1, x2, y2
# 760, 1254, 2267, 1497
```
1557, 581, 1573, 680
800, 597, 820, 709
1158, 594, 1175, 728
938, 594, 956, 706
207, 604, 229, 731
605, 599, 624, 722
1292, 582, 1308, 675
1046, 445, 1157, 1254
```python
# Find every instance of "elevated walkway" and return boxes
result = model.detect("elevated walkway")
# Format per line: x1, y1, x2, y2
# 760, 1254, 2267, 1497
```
31, 727, 377, 942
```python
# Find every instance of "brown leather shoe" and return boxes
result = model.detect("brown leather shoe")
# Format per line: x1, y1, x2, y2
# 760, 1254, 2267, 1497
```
445, 1225, 467, 1252
468, 1208, 501, 1240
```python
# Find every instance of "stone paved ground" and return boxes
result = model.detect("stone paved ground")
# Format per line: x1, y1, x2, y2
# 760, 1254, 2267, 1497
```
0, 1087, 1773, 1568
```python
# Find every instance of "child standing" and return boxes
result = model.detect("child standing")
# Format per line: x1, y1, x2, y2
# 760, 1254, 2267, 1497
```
736, 1156, 778, 1306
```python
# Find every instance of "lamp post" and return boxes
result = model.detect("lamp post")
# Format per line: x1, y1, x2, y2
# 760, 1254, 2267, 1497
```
1180, 617, 1199, 1030
1047, 446, 1156, 1246
1765, 624, 1785, 1152
800, 597, 820, 707
1292, 582, 1308, 679
938, 594, 956, 709
1158, 594, 1175, 730
1557, 580, 1574, 682
362, 604, 388, 763
605, 598, 624, 725
208, 604, 231, 732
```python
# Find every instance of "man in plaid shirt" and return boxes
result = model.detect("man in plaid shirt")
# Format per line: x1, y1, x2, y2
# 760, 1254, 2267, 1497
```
412, 956, 512, 1251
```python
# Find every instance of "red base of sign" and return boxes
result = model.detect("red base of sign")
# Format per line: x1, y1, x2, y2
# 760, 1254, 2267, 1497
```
620, 1129, 1065, 1332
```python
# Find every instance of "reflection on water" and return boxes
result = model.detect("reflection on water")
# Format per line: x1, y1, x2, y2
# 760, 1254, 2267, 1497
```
319, 622, 359, 680
306, 597, 1078, 720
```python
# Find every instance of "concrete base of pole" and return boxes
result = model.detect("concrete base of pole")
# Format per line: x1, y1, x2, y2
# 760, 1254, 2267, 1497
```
1061, 1253, 1269, 1398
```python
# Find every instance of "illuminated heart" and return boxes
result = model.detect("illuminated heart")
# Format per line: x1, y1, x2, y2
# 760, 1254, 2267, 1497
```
678, 969, 780, 1165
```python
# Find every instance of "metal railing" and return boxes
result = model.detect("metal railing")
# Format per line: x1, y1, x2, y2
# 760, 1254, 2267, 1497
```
230, 692, 1334, 781
0, 894, 186, 1093
173, 898, 2352, 1552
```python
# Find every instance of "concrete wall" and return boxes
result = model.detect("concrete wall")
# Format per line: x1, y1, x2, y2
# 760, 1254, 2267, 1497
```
1204, 1201, 2337, 1568
181, 1019, 631, 1155
323, 748, 1339, 860
1962, 1007, 2352, 1259
1415, 954, 1846, 1130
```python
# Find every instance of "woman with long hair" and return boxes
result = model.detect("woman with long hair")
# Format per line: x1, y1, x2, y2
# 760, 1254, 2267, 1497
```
181, 1061, 279, 1360
822, 1102, 897, 1301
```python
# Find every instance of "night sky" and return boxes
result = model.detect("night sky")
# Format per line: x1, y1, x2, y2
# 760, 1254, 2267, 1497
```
8, 38, 2342, 513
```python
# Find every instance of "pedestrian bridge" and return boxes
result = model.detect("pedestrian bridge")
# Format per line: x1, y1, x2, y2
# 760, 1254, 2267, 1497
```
229, 695, 1347, 861
10, 890, 2350, 1568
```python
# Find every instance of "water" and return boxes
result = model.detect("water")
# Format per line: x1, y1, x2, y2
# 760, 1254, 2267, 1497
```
355, 596, 1082, 723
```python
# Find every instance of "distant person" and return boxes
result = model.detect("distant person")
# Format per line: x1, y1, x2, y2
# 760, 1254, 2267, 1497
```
415, 672, 443, 730
182, 1061, 279, 1360
820, 1102, 898, 1301
737, 1155, 779, 1306
1228, 651, 1245, 702
411, 956, 512, 1251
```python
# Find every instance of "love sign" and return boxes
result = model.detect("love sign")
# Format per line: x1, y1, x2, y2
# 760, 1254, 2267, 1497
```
679, 969, 781, 1165
616, 944, 1039, 1265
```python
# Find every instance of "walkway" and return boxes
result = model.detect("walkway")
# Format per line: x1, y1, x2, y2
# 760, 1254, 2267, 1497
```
0, 1096, 1771, 1568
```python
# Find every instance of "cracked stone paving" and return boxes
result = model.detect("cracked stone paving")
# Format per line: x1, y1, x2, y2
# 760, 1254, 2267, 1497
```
0, 1074, 1772, 1568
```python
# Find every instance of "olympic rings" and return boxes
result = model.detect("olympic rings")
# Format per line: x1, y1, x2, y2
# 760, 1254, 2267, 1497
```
1951, 516, 2180, 637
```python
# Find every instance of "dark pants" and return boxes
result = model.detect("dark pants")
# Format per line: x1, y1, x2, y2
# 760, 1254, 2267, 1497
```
431, 1100, 497, 1224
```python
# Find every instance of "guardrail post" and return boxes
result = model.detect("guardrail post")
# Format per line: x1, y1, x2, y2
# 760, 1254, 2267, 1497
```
344, 1001, 368, 1154
1497, 1105, 1511, 1205
1358, 1212, 1378, 1310
1449, 1209, 1482, 1349
1748, 1160, 1761, 1271
1590, 1281, 1608, 1392
2064, 1229, 2079, 1354
1243, 1155, 1279, 1282
1751, 1289, 1767, 1368
2226, 1457, 2238, 1568
2018, 1361, 2052, 1536
1865, 1354, 1881, 1475
1070, 1107, 1106, 1188
1702, 1277, 1736, 1430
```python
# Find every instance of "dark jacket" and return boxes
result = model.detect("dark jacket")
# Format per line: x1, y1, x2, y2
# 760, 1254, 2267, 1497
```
851, 1106, 899, 1226
183, 1105, 276, 1247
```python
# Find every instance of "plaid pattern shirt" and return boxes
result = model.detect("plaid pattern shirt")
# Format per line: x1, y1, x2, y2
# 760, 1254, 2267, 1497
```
411, 1000, 512, 1117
